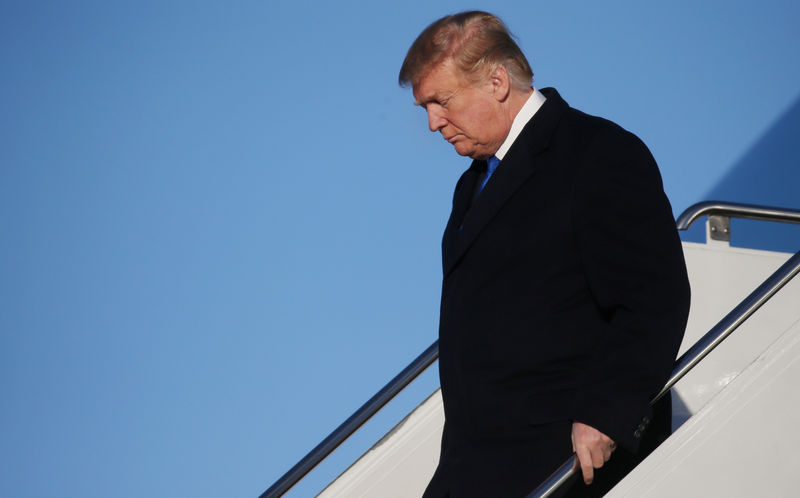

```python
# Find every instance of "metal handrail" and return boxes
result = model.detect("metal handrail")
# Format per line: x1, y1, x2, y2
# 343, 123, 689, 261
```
529, 201, 800, 498
259, 341, 439, 498
675, 200, 800, 230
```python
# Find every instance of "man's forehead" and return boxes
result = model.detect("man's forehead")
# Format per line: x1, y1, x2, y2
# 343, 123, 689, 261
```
412, 61, 462, 105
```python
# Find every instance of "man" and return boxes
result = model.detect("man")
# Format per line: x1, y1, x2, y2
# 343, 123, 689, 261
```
399, 11, 691, 498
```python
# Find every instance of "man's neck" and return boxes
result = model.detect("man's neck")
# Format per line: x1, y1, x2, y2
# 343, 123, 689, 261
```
490, 88, 534, 157
493, 87, 546, 160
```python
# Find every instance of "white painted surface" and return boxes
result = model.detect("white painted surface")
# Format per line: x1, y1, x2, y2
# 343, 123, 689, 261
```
671, 243, 797, 423
319, 242, 800, 497
318, 390, 444, 498
608, 316, 800, 497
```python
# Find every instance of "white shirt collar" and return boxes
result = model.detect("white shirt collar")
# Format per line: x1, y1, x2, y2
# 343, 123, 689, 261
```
494, 88, 547, 161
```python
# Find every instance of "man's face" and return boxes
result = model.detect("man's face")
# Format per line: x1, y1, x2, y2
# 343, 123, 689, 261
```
412, 61, 506, 160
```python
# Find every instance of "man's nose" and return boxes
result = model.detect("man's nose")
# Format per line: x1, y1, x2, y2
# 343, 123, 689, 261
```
427, 106, 447, 132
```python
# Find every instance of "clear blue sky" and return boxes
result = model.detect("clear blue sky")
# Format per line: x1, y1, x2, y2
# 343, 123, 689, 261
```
2, 1, 799, 497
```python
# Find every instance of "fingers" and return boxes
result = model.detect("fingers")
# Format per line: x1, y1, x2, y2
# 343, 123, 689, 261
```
575, 446, 595, 485
576, 443, 615, 485
591, 445, 606, 469
601, 444, 612, 463
571, 422, 618, 485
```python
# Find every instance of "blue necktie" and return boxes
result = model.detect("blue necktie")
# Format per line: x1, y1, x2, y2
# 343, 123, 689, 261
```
477, 156, 500, 195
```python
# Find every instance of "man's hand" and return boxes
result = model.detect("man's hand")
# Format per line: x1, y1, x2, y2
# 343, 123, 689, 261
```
571, 421, 616, 485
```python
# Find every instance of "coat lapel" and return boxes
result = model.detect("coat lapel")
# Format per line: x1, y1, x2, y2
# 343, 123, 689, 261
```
442, 162, 482, 273
442, 88, 568, 278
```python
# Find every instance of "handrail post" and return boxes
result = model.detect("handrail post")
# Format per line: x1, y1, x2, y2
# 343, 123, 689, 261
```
676, 200, 800, 232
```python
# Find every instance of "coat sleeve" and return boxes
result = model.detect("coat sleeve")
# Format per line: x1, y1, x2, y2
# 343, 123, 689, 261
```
569, 125, 691, 452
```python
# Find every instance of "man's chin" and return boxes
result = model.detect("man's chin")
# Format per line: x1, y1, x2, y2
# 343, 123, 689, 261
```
452, 143, 491, 160
462, 149, 491, 160
452, 143, 476, 158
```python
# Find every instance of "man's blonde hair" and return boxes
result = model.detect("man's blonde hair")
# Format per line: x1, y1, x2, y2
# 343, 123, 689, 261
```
399, 11, 533, 92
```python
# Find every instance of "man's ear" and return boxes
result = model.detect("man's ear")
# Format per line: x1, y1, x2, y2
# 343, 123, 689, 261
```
489, 65, 511, 102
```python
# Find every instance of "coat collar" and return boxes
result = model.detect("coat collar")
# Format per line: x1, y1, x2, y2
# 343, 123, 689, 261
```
442, 88, 569, 278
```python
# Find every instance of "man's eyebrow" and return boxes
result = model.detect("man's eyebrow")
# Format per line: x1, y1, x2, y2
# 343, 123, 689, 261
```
414, 89, 456, 107
413, 94, 436, 107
